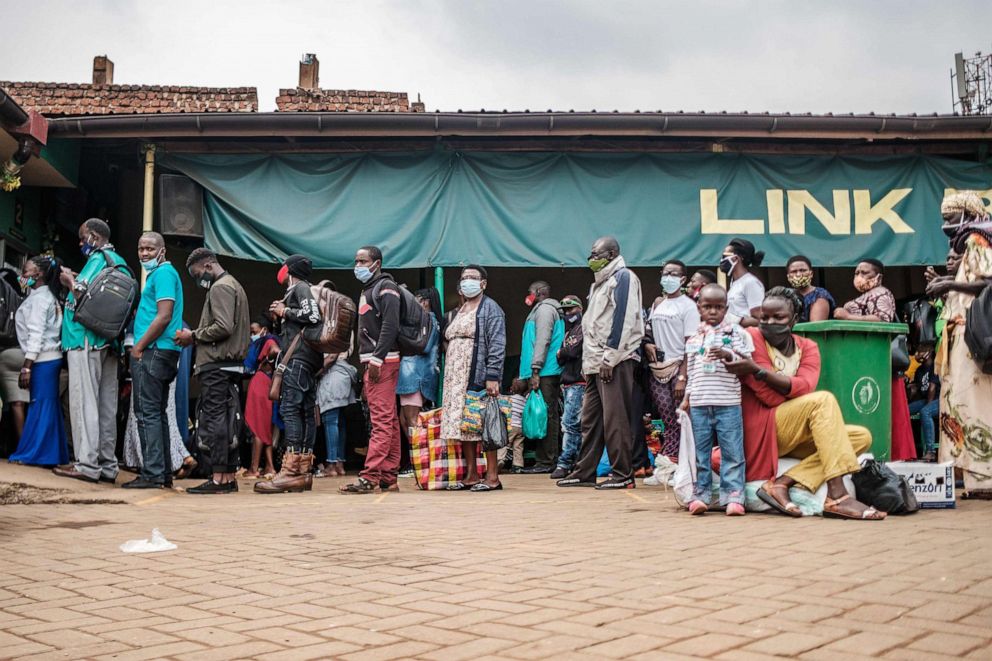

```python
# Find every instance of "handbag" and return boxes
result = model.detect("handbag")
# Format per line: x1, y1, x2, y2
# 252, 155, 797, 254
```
851, 458, 919, 514
268, 335, 302, 401
460, 390, 512, 435
890, 335, 910, 375
648, 358, 682, 384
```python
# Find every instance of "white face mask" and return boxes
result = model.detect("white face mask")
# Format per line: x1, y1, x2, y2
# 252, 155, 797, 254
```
460, 279, 483, 298
251, 334, 261, 342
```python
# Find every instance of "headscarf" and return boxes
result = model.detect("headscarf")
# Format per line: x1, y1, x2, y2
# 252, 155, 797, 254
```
941, 191, 992, 253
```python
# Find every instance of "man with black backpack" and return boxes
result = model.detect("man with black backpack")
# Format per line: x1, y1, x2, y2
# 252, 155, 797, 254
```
176, 249, 250, 494
340, 245, 402, 495
256, 254, 322, 494
53, 219, 128, 485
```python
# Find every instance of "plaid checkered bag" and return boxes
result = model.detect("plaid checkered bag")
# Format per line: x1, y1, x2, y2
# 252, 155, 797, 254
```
411, 408, 487, 490
460, 391, 513, 436
410, 409, 442, 490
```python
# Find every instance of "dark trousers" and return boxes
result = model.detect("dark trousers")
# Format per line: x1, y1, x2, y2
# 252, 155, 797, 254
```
279, 360, 317, 453
534, 375, 562, 468
133, 348, 180, 484
571, 360, 635, 482
198, 366, 242, 473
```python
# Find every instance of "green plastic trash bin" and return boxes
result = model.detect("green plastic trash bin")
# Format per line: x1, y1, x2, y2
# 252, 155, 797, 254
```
793, 320, 908, 462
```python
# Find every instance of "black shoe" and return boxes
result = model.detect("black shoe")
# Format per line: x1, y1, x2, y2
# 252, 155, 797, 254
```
187, 479, 238, 494
511, 466, 525, 474
521, 465, 552, 474
596, 477, 635, 490
549, 467, 569, 479
99, 474, 118, 484
557, 476, 596, 488
121, 476, 166, 489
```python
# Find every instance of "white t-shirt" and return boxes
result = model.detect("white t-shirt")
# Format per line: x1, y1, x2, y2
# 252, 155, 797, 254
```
649, 295, 700, 360
727, 272, 765, 320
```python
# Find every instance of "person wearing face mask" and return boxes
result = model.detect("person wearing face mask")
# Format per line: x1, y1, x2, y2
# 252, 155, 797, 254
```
175, 248, 250, 494
8, 255, 68, 467
53, 219, 128, 485
340, 245, 403, 494
440, 265, 507, 491
243, 316, 280, 479
785, 255, 835, 323
834, 259, 895, 322
550, 295, 586, 479
724, 287, 885, 520
720, 238, 765, 327
518, 281, 564, 474
120, 232, 185, 489
257, 254, 322, 494
927, 191, 992, 497
642, 260, 699, 465
686, 269, 717, 302
557, 236, 644, 490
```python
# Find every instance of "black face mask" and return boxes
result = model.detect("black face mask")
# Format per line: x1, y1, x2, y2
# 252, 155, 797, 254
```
760, 322, 794, 349
565, 312, 582, 326
942, 224, 960, 238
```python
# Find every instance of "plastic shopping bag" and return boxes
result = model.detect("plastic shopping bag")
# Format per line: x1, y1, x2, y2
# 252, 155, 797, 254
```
481, 396, 510, 451
522, 390, 548, 440
120, 529, 178, 553
672, 409, 696, 506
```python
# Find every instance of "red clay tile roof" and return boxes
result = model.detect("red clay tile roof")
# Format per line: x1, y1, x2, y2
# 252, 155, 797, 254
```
276, 87, 421, 112
0, 81, 258, 116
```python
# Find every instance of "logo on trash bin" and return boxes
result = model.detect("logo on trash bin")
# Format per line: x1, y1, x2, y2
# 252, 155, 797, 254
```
852, 376, 881, 414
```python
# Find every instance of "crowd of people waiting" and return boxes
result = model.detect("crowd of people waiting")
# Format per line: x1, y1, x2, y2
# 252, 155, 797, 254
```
2, 188, 990, 510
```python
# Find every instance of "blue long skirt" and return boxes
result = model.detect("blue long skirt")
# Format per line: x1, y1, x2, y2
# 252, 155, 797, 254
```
9, 358, 69, 466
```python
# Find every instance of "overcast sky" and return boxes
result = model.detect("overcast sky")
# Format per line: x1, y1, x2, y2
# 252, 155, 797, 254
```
3, 0, 991, 114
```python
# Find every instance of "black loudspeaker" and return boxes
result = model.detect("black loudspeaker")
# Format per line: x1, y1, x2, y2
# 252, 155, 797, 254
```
159, 174, 204, 238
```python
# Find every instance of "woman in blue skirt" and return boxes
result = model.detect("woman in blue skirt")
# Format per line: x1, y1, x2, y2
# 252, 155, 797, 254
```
9, 255, 68, 467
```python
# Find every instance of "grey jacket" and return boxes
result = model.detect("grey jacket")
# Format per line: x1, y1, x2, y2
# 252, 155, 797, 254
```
582, 256, 645, 374
526, 297, 560, 372
468, 295, 507, 391
317, 357, 358, 413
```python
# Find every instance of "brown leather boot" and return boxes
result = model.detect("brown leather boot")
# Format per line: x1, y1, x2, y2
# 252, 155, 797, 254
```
298, 453, 314, 491
253, 452, 306, 494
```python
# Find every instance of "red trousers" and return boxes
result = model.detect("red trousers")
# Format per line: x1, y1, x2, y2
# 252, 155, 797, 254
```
360, 361, 401, 486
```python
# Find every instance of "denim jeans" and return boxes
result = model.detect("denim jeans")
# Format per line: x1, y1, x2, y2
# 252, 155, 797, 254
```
557, 383, 585, 470
279, 360, 317, 453
689, 404, 745, 506
909, 399, 940, 455
321, 408, 346, 462
133, 348, 180, 484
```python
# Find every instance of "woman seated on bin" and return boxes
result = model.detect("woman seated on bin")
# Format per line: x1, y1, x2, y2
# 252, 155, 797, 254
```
724, 287, 886, 520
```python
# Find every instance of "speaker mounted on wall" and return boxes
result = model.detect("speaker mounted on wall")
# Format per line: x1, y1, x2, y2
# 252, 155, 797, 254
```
159, 174, 204, 238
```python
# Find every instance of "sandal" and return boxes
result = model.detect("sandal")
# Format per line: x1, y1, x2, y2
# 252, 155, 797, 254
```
823, 494, 886, 520
469, 482, 503, 492
757, 481, 803, 518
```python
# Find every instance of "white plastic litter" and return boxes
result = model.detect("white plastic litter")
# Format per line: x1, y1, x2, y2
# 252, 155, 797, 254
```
120, 528, 177, 553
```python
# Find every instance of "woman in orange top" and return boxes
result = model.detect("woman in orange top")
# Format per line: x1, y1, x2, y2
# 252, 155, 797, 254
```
725, 287, 885, 520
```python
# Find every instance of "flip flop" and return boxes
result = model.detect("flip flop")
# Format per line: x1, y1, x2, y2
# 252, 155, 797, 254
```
447, 482, 473, 491
470, 482, 503, 492
823, 494, 886, 520
757, 481, 803, 518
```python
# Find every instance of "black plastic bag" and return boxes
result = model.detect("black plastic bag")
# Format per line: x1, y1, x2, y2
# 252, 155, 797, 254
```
481, 396, 509, 452
851, 459, 919, 514
965, 285, 992, 374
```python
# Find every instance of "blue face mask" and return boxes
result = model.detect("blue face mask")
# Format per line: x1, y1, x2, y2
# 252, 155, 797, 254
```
460, 279, 482, 298
140, 256, 160, 272
80, 241, 94, 257
660, 275, 683, 294
354, 266, 374, 283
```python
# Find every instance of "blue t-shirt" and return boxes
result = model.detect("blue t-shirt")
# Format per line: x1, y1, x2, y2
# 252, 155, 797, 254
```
134, 261, 184, 352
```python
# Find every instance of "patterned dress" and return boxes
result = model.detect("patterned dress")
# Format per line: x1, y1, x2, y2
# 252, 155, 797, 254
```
938, 234, 992, 490
440, 306, 480, 442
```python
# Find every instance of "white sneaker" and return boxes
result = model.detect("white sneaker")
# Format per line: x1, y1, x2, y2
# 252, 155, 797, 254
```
643, 473, 664, 486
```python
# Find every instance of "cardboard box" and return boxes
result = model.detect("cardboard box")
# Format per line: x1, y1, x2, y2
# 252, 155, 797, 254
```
886, 461, 955, 509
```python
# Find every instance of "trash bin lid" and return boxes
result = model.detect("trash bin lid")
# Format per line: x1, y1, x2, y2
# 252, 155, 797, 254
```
794, 320, 908, 334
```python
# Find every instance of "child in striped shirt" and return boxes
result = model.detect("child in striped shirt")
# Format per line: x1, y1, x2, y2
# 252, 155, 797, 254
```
681, 284, 754, 516
499, 379, 528, 472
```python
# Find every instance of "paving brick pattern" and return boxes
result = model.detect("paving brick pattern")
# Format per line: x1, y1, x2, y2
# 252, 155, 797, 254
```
0, 466, 990, 660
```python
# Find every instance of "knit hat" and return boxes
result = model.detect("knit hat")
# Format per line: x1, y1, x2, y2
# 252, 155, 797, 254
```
284, 254, 312, 279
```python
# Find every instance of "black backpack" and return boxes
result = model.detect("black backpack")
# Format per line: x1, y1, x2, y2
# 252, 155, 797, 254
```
965, 285, 992, 374
73, 250, 139, 340
372, 278, 431, 356
904, 298, 939, 348
0, 268, 24, 348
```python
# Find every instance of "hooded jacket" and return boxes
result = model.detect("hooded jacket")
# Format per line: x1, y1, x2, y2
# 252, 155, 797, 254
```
518, 298, 564, 379
581, 256, 645, 375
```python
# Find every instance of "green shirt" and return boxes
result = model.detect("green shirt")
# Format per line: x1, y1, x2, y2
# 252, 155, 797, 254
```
62, 248, 128, 351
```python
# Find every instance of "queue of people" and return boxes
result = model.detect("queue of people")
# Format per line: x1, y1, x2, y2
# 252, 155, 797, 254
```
3, 187, 989, 507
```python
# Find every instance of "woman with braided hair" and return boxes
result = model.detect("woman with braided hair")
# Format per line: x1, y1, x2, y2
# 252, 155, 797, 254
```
724, 287, 885, 520
927, 190, 992, 497
9, 255, 69, 467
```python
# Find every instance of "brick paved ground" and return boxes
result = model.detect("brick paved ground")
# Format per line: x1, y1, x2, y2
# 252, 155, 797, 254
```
1, 462, 990, 660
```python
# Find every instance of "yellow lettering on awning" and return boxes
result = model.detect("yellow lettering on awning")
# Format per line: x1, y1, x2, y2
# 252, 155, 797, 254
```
787, 190, 850, 235
766, 190, 785, 234
699, 189, 764, 234
853, 189, 914, 235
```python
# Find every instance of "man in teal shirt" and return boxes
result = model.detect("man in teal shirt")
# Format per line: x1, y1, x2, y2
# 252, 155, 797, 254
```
53, 219, 127, 485
122, 231, 185, 489
519, 281, 565, 474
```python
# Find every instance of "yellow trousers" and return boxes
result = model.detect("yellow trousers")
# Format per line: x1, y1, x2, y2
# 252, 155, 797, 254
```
775, 391, 872, 491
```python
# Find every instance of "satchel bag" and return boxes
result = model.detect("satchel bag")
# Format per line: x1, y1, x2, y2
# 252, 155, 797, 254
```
648, 358, 682, 384
268, 335, 302, 401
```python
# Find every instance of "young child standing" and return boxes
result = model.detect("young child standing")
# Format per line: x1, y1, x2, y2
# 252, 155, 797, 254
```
682, 284, 753, 516
499, 378, 528, 473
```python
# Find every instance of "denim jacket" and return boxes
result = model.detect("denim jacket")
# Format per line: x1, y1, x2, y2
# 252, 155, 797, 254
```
397, 313, 440, 401
468, 296, 507, 391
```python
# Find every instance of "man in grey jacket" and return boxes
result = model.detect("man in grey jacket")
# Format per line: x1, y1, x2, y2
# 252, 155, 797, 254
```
519, 281, 565, 473
176, 248, 250, 494
557, 236, 644, 490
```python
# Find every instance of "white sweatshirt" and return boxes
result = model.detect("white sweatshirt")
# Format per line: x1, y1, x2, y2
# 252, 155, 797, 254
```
16, 287, 63, 362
